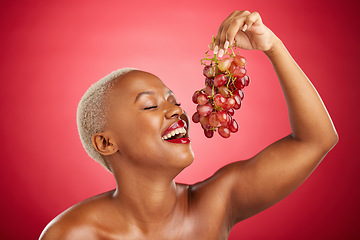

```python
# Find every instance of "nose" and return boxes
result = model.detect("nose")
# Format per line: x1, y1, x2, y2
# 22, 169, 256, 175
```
165, 103, 183, 119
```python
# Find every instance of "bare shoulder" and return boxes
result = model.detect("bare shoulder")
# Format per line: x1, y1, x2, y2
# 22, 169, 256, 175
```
39, 190, 116, 240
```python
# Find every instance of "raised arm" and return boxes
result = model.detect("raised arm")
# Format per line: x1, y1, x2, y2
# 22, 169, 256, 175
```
198, 10, 338, 225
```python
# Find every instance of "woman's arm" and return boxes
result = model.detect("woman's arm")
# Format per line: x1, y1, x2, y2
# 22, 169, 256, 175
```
199, 10, 338, 225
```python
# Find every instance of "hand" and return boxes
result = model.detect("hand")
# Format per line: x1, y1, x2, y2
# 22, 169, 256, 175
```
210, 11, 280, 57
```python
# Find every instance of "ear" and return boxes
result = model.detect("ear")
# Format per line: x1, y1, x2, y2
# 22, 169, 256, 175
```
92, 132, 119, 156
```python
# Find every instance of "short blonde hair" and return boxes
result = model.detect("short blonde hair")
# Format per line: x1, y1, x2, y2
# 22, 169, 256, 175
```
77, 68, 137, 171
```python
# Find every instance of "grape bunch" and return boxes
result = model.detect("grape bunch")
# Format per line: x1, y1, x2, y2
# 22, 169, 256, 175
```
192, 47, 250, 138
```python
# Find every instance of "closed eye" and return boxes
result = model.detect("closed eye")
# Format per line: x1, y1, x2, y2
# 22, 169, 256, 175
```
143, 106, 158, 110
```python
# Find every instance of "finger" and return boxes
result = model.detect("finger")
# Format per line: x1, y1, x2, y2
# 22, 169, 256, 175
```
217, 27, 229, 57
225, 14, 248, 47
244, 11, 262, 30
218, 11, 251, 56
213, 11, 239, 54
214, 21, 228, 53
213, 31, 221, 54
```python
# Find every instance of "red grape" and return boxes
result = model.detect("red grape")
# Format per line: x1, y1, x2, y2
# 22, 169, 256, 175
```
204, 129, 214, 138
213, 94, 226, 107
218, 86, 230, 98
198, 104, 212, 116
234, 78, 245, 89
223, 96, 236, 111
203, 65, 214, 78
201, 124, 211, 130
218, 126, 231, 138
233, 67, 246, 78
234, 55, 246, 67
205, 85, 213, 96
214, 74, 227, 87
217, 110, 228, 123
205, 77, 214, 87
209, 112, 220, 127
192, 91, 200, 104
233, 94, 242, 110
228, 62, 237, 74
227, 108, 235, 116
220, 114, 232, 127
244, 74, 250, 86
197, 93, 208, 105
233, 89, 244, 100
199, 115, 210, 126
228, 119, 239, 133
229, 61, 246, 78
218, 58, 231, 71
192, 112, 200, 123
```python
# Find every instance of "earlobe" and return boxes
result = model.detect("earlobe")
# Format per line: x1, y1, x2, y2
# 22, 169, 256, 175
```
92, 133, 118, 156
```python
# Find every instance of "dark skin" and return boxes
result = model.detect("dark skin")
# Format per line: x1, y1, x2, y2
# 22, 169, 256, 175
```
40, 11, 338, 240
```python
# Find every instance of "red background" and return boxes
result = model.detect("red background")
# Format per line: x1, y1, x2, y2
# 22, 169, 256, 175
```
1, 0, 359, 239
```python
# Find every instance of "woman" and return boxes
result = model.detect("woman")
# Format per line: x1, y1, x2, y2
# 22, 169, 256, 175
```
40, 10, 338, 240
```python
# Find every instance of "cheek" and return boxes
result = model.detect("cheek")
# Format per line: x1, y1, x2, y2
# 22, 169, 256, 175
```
133, 112, 163, 137
113, 112, 164, 152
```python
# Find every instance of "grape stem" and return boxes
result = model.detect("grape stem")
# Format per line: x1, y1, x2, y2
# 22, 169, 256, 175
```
201, 44, 237, 65
229, 45, 236, 57
201, 53, 218, 66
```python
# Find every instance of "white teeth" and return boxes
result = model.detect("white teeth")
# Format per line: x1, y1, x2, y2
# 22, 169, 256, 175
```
162, 127, 186, 140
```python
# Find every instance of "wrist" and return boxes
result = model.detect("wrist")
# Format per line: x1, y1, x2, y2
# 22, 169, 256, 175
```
264, 37, 283, 57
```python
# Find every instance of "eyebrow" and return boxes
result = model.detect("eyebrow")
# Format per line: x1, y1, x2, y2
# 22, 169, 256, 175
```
134, 90, 173, 103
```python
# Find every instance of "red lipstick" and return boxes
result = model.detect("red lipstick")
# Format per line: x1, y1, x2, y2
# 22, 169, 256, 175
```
166, 138, 191, 144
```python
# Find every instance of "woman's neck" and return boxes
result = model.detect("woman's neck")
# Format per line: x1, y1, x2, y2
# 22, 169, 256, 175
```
110, 161, 180, 226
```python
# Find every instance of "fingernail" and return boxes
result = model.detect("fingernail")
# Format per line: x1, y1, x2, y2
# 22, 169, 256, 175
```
218, 49, 224, 58
208, 44, 212, 50
242, 24, 248, 32
224, 41, 229, 50
214, 45, 219, 54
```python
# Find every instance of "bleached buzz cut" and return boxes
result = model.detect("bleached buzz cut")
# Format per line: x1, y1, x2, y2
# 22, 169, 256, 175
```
77, 68, 138, 171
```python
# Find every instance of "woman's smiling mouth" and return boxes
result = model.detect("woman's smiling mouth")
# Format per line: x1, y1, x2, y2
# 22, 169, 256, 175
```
162, 127, 186, 140
162, 120, 190, 143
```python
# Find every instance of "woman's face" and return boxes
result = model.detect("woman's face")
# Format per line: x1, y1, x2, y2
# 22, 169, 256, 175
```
105, 70, 194, 173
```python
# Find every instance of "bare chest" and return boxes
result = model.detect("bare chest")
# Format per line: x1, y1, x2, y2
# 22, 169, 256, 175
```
94, 211, 230, 240
96, 222, 230, 240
